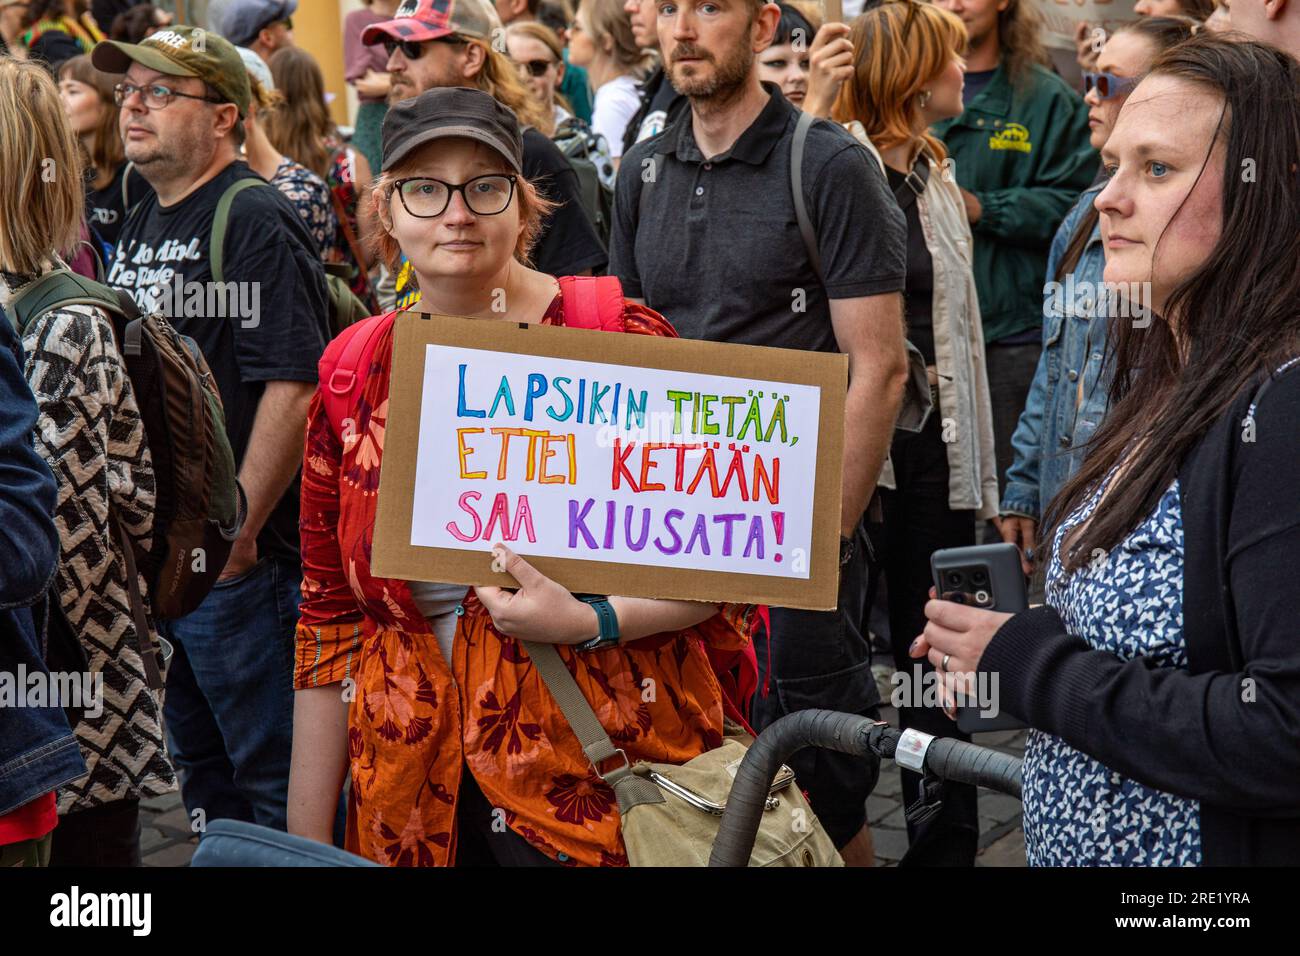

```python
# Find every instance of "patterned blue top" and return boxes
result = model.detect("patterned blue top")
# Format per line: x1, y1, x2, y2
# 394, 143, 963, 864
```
1022, 471, 1202, 866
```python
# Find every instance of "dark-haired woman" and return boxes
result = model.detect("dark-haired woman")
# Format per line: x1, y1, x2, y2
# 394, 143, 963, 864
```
1001, 17, 1198, 576
757, 3, 819, 108
266, 45, 376, 311
916, 34, 1300, 866
57, 54, 149, 250
106, 2, 169, 43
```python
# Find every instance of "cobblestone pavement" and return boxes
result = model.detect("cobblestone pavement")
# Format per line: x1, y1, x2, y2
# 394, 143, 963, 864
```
139, 792, 199, 868
141, 702, 1026, 868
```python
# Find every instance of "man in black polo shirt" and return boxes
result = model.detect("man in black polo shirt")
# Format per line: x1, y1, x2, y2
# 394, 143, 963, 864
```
609, 0, 908, 865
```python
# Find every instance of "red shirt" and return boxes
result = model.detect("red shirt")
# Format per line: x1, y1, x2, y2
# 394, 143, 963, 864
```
0, 792, 57, 846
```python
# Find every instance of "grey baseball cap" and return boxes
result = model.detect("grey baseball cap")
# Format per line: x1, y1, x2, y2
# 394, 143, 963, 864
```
382, 86, 523, 173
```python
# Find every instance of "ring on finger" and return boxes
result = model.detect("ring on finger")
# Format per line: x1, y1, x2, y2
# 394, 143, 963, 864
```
940, 653, 950, 673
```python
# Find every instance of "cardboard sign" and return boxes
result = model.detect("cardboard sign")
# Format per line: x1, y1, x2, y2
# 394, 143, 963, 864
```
1032, 0, 1139, 51
371, 313, 847, 610
822, 0, 842, 25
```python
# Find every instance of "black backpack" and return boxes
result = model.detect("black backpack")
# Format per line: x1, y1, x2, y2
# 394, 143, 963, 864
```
551, 116, 615, 249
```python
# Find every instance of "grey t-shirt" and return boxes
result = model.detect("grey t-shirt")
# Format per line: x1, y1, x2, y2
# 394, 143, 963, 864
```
406, 580, 466, 667
608, 85, 906, 352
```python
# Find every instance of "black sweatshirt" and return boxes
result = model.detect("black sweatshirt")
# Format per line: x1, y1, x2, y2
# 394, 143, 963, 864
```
981, 362, 1300, 866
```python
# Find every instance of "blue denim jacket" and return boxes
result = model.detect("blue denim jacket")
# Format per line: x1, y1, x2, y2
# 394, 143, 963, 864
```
0, 308, 87, 816
1001, 185, 1113, 520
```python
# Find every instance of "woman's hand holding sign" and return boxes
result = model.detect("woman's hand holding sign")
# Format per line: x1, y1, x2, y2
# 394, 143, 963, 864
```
474, 544, 722, 646
474, 545, 599, 644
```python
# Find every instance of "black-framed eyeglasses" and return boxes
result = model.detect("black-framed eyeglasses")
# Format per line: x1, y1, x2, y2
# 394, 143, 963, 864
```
383, 34, 466, 60
515, 57, 557, 77
113, 81, 225, 110
389, 174, 519, 218
1083, 70, 1139, 100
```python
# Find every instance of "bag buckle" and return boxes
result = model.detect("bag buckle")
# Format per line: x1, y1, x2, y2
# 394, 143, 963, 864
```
903, 167, 927, 197
593, 748, 630, 780
904, 775, 946, 828
328, 368, 356, 396
645, 770, 784, 815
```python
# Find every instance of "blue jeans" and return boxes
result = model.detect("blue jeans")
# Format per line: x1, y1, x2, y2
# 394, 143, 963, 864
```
162, 556, 300, 831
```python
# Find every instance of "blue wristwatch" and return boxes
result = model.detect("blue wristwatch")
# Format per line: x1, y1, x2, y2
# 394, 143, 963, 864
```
574, 594, 620, 651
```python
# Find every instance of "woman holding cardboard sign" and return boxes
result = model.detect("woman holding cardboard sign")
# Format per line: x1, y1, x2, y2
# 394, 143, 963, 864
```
287, 87, 762, 867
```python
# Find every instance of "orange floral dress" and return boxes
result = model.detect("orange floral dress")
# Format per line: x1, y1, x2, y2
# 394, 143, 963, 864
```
295, 294, 756, 867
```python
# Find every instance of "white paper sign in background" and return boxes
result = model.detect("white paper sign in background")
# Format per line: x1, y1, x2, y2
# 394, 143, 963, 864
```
1032, 0, 1139, 50
409, 345, 822, 579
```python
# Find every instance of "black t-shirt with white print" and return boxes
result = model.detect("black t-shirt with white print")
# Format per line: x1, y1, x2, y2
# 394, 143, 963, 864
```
107, 160, 329, 562
86, 162, 152, 249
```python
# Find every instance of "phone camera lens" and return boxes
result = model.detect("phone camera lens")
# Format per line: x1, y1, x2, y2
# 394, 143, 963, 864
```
945, 571, 963, 589
971, 569, 989, 587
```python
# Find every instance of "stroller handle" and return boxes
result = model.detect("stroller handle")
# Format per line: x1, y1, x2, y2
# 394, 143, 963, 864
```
708, 709, 1022, 867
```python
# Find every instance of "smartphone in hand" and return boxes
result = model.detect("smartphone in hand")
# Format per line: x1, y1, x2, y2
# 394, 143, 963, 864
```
929, 543, 1028, 734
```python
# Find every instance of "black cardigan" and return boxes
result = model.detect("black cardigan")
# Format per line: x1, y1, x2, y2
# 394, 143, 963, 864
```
981, 362, 1300, 866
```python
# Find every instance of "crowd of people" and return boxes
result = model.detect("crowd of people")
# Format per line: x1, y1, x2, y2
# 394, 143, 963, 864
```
1, 0, 1298, 870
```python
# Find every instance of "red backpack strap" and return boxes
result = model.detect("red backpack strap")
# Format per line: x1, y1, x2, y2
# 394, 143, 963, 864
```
319, 311, 397, 440
557, 274, 626, 331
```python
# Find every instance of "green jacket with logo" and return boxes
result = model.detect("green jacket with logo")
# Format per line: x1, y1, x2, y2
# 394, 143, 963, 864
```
934, 62, 1097, 343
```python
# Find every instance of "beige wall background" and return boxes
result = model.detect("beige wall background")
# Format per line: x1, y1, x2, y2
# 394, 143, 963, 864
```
295, 0, 364, 128
167, 0, 363, 127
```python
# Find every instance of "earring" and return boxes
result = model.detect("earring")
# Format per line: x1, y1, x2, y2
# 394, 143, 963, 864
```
919, 89, 932, 109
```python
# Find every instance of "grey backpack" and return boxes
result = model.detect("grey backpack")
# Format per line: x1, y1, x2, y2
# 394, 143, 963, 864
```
552, 116, 614, 249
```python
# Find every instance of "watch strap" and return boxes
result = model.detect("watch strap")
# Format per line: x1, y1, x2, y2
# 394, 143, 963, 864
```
575, 595, 619, 651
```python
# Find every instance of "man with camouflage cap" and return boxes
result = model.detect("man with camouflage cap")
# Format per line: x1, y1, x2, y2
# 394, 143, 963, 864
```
94, 26, 329, 833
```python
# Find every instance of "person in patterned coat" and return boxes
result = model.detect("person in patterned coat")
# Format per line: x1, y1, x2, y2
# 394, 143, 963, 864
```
0, 56, 174, 867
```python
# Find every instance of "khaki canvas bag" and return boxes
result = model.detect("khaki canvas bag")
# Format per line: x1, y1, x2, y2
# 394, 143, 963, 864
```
523, 640, 843, 867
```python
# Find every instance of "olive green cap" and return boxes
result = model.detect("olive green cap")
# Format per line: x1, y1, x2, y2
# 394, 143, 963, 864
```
92, 26, 251, 117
